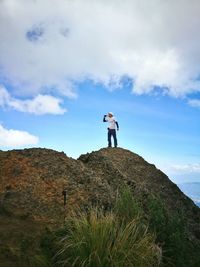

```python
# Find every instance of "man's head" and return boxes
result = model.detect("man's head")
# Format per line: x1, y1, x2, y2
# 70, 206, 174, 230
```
108, 112, 113, 117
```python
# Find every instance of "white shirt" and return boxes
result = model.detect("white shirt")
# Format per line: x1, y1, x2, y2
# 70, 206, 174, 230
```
106, 116, 117, 129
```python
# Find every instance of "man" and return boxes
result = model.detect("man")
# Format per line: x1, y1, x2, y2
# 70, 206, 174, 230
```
103, 112, 119, 147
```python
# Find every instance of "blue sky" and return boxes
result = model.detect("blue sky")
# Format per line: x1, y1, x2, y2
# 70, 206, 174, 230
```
0, 0, 200, 184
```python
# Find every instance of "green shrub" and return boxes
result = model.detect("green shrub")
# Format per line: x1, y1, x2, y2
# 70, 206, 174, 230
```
55, 209, 161, 267
147, 195, 189, 267
114, 185, 143, 223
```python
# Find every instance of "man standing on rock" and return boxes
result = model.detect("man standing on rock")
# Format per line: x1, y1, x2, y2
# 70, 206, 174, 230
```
103, 112, 119, 147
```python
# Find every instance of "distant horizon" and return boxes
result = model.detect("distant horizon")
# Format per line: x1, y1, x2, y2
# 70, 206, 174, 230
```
178, 181, 200, 185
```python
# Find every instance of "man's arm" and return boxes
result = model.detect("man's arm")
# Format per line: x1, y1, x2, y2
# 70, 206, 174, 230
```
103, 115, 107, 122
115, 121, 119, 130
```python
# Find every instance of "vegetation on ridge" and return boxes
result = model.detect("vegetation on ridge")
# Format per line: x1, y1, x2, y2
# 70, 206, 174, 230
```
22, 185, 199, 267
55, 209, 159, 267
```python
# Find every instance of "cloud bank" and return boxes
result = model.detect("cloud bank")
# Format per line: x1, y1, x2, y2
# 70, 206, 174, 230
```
0, 86, 66, 115
169, 163, 200, 174
0, 124, 39, 147
0, 0, 200, 98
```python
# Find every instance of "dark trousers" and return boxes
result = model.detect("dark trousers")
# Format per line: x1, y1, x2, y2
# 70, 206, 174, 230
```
108, 129, 117, 147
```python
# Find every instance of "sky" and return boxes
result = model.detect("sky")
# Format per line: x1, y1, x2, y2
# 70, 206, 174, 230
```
0, 0, 200, 184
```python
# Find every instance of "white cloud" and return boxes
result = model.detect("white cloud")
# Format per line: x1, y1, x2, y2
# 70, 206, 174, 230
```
169, 163, 200, 174
188, 99, 200, 108
0, 86, 66, 115
0, 124, 39, 147
0, 0, 200, 98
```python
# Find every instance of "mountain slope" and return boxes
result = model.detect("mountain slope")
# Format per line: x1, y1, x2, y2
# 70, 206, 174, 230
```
178, 182, 200, 207
0, 147, 200, 266
79, 148, 200, 242
0, 148, 112, 221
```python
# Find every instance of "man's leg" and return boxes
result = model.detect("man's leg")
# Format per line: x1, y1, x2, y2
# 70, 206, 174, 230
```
112, 129, 118, 147
108, 129, 112, 147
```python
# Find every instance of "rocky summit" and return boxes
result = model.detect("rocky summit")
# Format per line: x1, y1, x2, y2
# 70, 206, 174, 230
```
0, 147, 200, 266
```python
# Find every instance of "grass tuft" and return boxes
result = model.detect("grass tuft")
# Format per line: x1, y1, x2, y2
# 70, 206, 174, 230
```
55, 208, 161, 267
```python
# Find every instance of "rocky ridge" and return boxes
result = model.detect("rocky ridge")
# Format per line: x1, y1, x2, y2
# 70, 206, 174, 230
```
0, 147, 200, 265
